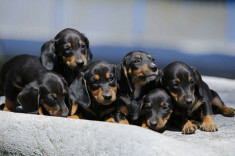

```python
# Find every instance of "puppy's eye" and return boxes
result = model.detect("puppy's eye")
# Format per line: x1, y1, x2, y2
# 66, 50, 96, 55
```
133, 59, 140, 63
172, 83, 178, 88
161, 106, 168, 110
81, 44, 86, 49
151, 58, 155, 61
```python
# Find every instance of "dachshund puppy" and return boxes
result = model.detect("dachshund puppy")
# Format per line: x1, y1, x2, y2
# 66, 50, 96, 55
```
40, 28, 93, 85
0, 54, 70, 116
160, 61, 234, 134
115, 50, 159, 124
69, 61, 117, 121
141, 88, 173, 132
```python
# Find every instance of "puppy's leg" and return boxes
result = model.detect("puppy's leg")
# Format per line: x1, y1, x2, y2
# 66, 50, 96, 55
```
211, 89, 234, 117
3, 98, 17, 112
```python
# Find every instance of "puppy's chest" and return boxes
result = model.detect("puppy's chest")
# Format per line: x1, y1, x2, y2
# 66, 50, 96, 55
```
85, 102, 116, 120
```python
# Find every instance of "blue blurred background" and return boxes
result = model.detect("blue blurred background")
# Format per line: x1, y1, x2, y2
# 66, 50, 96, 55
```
0, 0, 235, 79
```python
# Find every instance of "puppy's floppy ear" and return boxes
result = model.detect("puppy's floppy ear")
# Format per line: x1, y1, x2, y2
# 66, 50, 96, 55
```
83, 35, 93, 62
17, 81, 40, 113
69, 72, 91, 110
191, 66, 203, 98
40, 39, 56, 70
121, 60, 133, 93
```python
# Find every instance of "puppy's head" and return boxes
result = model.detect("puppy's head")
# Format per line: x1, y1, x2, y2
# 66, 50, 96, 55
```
161, 61, 203, 108
41, 28, 92, 71
69, 61, 117, 113
121, 51, 158, 92
85, 62, 117, 105
17, 72, 69, 117
143, 89, 173, 131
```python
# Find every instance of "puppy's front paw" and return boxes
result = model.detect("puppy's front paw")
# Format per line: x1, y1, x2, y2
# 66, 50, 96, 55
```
200, 122, 218, 132
182, 120, 197, 134
220, 106, 234, 117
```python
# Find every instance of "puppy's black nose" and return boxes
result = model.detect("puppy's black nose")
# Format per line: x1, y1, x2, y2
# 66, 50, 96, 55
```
150, 65, 158, 72
103, 94, 112, 101
76, 59, 84, 66
150, 120, 158, 127
186, 98, 192, 105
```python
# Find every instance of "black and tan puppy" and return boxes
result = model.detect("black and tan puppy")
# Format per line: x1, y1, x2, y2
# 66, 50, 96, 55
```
115, 50, 159, 124
41, 28, 92, 85
141, 88, 173, 132
161, 61, 234, 134
0, 55, 70, 116
68, 61, 117, 121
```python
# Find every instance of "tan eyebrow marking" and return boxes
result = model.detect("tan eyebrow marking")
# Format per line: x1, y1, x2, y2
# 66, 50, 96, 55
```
67, 42, 71, 47
188, 77, 192, 82
79, 40, 83, 46
94, 74, 100, 80
106, 73, 111, 79
148, 103, 152, 107
147, 55, 152, 59
176, 78, 180, 83
135, 55, 141, 59
52, 93, 57, 98
160, 102, 164, 107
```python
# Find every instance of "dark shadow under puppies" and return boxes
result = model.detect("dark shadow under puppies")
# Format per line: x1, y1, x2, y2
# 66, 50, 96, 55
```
68, 61, 118, 121
115, 50, 159, 124
0, 54, 70, 117
40, 28, 93, 85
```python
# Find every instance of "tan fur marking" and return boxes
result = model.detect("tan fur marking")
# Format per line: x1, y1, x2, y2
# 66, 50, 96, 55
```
148, 103, 152, 107
63, 56, 77, 67
120, 119, 129, 124
182, 120, 197, 134
13, 82, 23, 89
220, 105, 235, 117
105, 117, 117, 123
123, 66, 128, 77
132, 64, 150, 85
188, 77, 192, 82
82, 54, 87, 66
119, 106, 129, 115
52, 93, 57, 98
147, 55, 152, 59
176, 78, 180, 83
94, 75, 100, 80
157, 114, 171, 129
170, 92, 178, 101
38, 107, 44, 115
160, 102, 164, 107
135, 55, 141, 59
106, 73, 111, 79
71, 101, 79, 115
3, 98, 17, 112
141, 121, 149, 129
128, 68, 132, 74
67, 42, 71, 47
191, 100, 202, 112
41, 103, 60, 116
67, 115, 81, 119
63, 89, 66, 94
200, 114, 217, 132
79, 40, 83, 46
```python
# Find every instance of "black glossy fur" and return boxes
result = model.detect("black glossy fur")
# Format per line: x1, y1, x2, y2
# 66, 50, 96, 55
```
160, 61, 234, 134
0, 54, 70, 116
115, 51, 159, 124
41, 28, 92, 85
69, 61, 118, 121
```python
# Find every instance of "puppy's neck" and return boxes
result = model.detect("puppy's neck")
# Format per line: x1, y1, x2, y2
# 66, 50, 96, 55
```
133, 84, 143, 99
